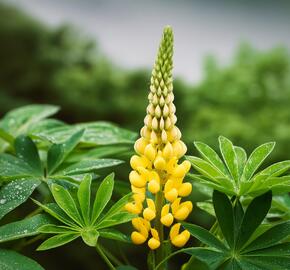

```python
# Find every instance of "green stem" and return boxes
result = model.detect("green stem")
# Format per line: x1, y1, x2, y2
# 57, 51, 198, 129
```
95, 244, 116, 270
154, 190, 165, 269
100, 244, 123, 266
0, 128, 14, 144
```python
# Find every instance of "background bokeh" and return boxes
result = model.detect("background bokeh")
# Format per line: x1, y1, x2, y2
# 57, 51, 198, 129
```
0, 1, 290, 269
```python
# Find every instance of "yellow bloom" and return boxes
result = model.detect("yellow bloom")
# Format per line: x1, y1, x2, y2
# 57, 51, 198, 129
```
148, 228, 160, 250
170, 223, 190, 247
126, 26, 192, 251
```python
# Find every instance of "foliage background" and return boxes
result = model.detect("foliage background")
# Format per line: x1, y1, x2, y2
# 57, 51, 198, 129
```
0, 1, 290, 269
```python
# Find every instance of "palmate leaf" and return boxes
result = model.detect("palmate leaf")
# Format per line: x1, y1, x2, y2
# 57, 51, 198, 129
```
36, 174, 134, 251
0, 179, 40, 219
0, 105, 59, 135
0, 214, 54, 243
32, 121, 137, 146
14, 135, 42, 175
218, 136, 239, 182
187, 137, 290, 197
181, 190, 290, 270
57, 159, 123, 176
50, 184, 83, 226
77, 174, 91, 225
91, 173, 114, 224
0, 249, 44, 270
47, 129, 85, 175
37, 233, 79, 251
66, 145, 131, 163
241, 142, 275, 182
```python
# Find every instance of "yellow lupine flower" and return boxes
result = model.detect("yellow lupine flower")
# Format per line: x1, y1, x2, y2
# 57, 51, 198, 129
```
126, 26, 192, 251
148, 228, 161, 250
170, 223, 190, 248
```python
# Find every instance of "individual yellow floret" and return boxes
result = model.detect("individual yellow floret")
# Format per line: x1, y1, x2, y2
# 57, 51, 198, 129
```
148, 228, 160, 250
170, 223, 190, 247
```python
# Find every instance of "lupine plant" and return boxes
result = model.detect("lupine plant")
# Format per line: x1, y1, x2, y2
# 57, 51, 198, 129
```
0, 26, 289, 270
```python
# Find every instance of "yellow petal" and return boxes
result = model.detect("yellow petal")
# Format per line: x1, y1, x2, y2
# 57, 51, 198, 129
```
130, 155, 150, 170
148, 238, 160, 250
125, 202, 142, 214
171, 230, 190, 247
134, 138, 148, 154
148, 179, 160, 194
144, 144, 157, 161
170, 223, 181, 240
162, 142, 173, 159
178, 182, 192, 197
143, 208, 156, 221
174, 206, 191, 220
131, 231, 147, 245
165, 188, 178, 202
154, 156, 166, 170
129, 171, 146, 188
160, 213, 174, 227
146, 199, 156, 211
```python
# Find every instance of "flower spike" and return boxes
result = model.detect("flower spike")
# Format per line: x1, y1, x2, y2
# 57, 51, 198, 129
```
126, 26, 192, 250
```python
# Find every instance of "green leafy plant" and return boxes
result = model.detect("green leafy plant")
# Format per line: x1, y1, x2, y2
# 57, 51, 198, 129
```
154, 190, 290, 270
0, 25, 289, 270
34, 174, 134, 250
187, 136, 290, 197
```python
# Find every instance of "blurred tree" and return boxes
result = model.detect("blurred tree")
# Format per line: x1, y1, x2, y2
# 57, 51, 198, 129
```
1, 3, 290, 162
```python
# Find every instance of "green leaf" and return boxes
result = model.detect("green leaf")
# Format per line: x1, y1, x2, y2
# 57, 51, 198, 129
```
0, 249, 44, 270
233, 199, 244, 241
0, 214, 54, 243
194, 141, 229, 176
14, 135, 42, 175
241, 142, 275, 181
218, 136, 239, 182
33, 121, 136, 145
77, 122, 137, 145
0, 179, 40, 219
58, 159, 123, 175
81, 228, 99, 246
240, 256, 290, 270
99, 228, 131, 243
50, 184, 83, 226
196, 201, 215, 216
0, 104, 59, 135
33, 200, 78, 228
186, 156, 224, 180
47, 129, 85, 175
234, 146, 247, 177
77, 174, 92, 225
258, 160, 290, 177
96, 212, 136, 229
38, 224, 76, 234
183, 247, 226, 270
213, 190, 234, 247
242, 221, 290, 252
92, 173, 114, 224
37, 233, 79, 250
97, 193, 133, 224
182, 222, 227, 251
66, 145, 130, 163
236, 191, 272, 250
0, 154, 35, 179
246, 242, 290, 256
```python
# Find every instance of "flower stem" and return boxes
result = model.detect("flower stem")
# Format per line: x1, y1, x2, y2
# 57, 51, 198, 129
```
155, 190, 165, 269
95, 244, 116, 270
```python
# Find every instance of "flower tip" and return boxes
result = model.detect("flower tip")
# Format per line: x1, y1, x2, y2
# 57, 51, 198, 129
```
148, 238, 160, 250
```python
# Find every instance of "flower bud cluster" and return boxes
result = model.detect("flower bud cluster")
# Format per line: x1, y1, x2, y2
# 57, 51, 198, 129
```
125, 27, 192, 250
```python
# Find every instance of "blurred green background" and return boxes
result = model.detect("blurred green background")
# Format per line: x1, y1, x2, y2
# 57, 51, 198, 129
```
0, 1, 290, 269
